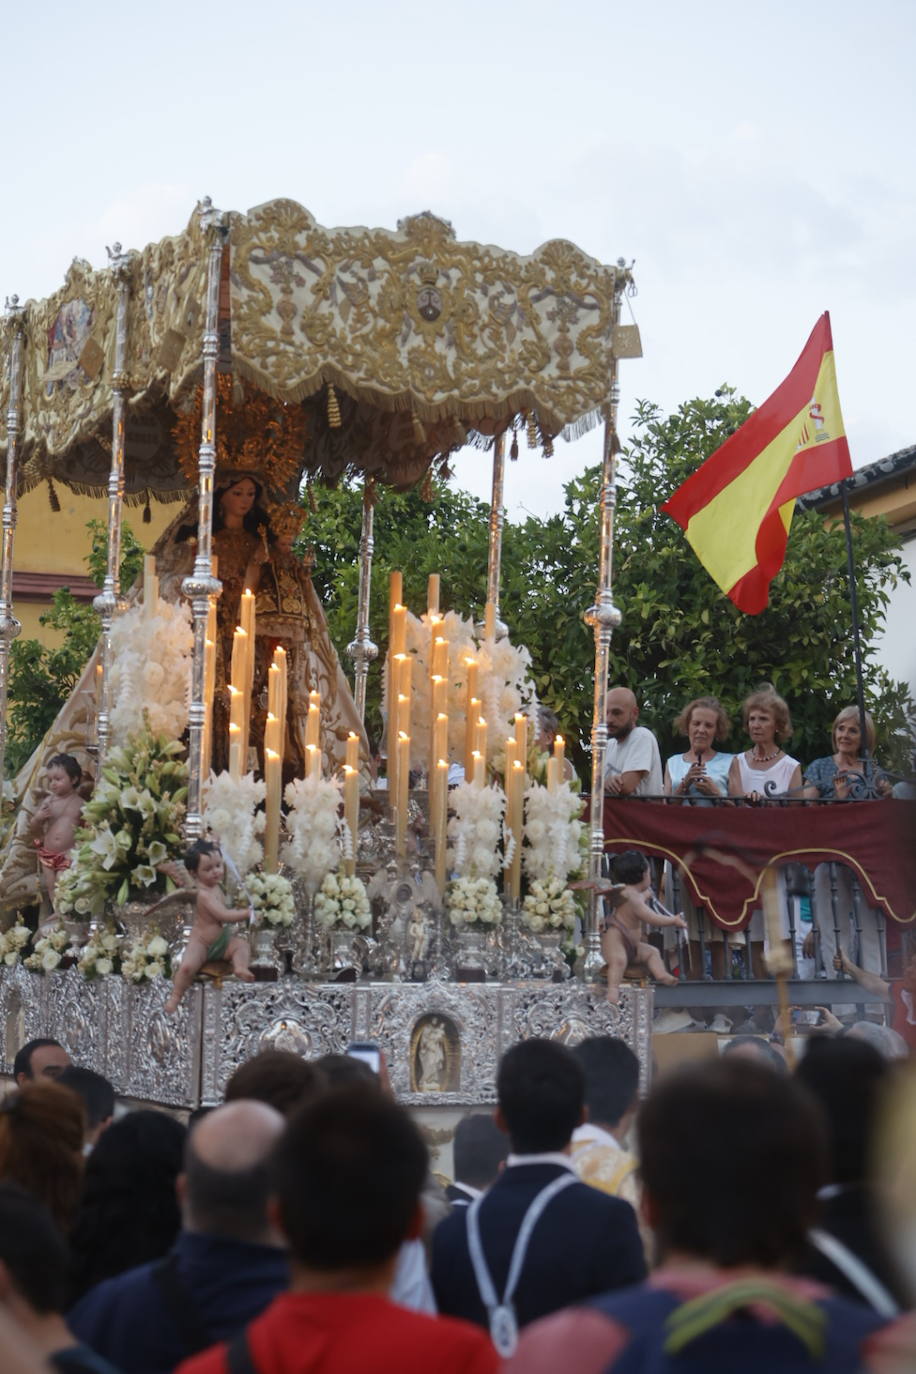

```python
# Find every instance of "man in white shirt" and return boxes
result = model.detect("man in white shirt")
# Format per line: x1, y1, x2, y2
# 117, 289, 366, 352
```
603, 688, 662, 798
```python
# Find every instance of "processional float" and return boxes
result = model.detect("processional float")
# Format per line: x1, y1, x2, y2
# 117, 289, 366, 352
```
0, 198, 648, 1116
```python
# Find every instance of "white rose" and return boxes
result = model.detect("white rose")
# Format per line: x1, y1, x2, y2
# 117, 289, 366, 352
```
96, 958, 113, 976
147, 936, 168, 957
41, 950, 61, 972
4, 951, 18, 967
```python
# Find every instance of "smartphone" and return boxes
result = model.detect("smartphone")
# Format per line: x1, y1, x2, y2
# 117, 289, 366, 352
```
346, 1041, 381, 1074
791, 1008, 821, 1027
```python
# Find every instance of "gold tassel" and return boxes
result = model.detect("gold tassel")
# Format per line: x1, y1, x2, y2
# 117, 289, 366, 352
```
47, 478, 60, 512
526, 413, 538, 449
510, 428, 519, 461
326, 384, 342, 428
143, 496, 151, 524
543, 434, 554, 459
412, 412, 427, 445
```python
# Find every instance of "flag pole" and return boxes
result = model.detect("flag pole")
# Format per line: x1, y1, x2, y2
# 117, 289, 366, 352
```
840, 480, 872, 786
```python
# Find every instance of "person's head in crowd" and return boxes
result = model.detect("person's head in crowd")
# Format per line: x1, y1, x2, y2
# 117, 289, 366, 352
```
312, 1052, 378, 1088
604, 687, 639, 741
68, 1108, 187, 1300
572, 1036, 640, 1136
638, 1057, 826, 1269
13, 1038, 70, 1087
56, 1066, 115, 1149
741, 684, 793, 742
182, 1100, 286, 1246
452, 1113, 508, 1191
0, 1081, 84, 1233
271, 1088, 428, 1285
224, 1050, 327, 1117
796, 1036, 891, 1185
607, 849, 650, 889
0, 1183, 89, 1363
496, 1039, 585, 1154
721, 1035, 788, 1074
832, 705, 877, 756
535, 707, 560, 753
843, 1020, 908, 1061
673, 696, 731, 751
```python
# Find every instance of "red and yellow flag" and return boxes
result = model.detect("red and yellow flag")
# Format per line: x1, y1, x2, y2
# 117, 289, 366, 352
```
661, 313, 852, 614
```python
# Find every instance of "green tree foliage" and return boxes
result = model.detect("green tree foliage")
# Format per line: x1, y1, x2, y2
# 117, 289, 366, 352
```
305, 391, 912, 777
5, 521, 145, 776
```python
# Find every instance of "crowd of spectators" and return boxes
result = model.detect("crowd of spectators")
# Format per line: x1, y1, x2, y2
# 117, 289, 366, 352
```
2, 1027, 916, 1372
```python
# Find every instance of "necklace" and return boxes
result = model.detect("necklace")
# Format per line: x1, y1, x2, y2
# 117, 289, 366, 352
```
750, 747, 781, 764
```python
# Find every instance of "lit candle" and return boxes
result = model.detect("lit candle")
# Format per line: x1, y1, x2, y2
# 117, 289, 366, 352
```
263, 745, 281, 872
343, 764, 359, 876
475, 716, 488, 772
346, 730, 360, 773
432, 635, 449, 680
240, 588, 256, 761
230, 626, 249, 764
554, 734, 566, 769
306, 701, 321, 751
434, 757, 449, 894
427, 573, 440, 617
143, 554, 158, 625
514, 712, 528, 763
228, 683, 245, 779
396, 731, 411, 857
228, 721, 242, 781
202, 636, 216, 772
465, 697, 480, 782
391, 604, 407, 657
306, 744, 321, 782
472, 750, 486, 788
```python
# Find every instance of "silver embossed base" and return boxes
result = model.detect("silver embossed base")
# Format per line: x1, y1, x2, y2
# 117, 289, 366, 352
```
0, 967, 652, 1110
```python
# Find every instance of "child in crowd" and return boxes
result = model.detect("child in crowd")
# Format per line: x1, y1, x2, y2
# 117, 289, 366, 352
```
164, 840, 254, 1014
29, 753, 84, 916
601, 849, 686, 1004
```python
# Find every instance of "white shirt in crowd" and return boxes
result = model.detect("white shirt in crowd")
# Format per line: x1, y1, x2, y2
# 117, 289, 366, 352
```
604, 726, 663, 798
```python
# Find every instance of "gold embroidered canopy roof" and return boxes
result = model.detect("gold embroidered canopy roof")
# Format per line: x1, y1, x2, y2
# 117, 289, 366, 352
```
1, 198, 637, 500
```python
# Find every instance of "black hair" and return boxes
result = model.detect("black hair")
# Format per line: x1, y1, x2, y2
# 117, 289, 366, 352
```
12, 1038, 64, 1082
57, 1065, 115, 1130
184, 839, 220, 874
272, 1088, 428, 1270
0, 1183, 69, 1314
68, 1109, 186, 1302
496, 1039, 584, 1153
638, 1058, 826, 1268
572, 1036, 640, 1130
224, 1051, 327, 1117
47, 753, 82, 786
722, 1035, 788, 1074
452, 1113, 508, 1189
312, 1053, 379, 1089
608, 850, 649, 886
795, 1035, 890, 1184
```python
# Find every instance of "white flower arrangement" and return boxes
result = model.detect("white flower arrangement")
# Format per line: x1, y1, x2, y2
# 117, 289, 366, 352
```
447, 875, 503, 928
24, 923, 69, 973
281, 776, 343, 892
313, 871, 371, 931
57, 729, 188, 914
521, 876, 578, 933
202, 771, 266, 877
522, 779, 585, 884
472, 633, 537, 764
245, 871, 296, 928
109, 597, 193, 744
400, 609, 477, 771
0, 919, 33, 968
77, 925, 122, 979
447, 779, 506, 880
120, 928, 172, 984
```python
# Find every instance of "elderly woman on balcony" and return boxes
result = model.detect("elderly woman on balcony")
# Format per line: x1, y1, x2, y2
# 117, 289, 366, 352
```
802, 706, 892, 977
663, 696, 734, 980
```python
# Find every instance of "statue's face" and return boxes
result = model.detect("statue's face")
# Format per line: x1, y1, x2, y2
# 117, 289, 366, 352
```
220, 478, 257, 521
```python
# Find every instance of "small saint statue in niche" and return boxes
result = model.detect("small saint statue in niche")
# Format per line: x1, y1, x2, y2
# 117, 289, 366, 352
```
412, 1014, 458, 1094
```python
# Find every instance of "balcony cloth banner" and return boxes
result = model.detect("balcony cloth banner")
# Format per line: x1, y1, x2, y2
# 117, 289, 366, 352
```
603, 798, 916, 932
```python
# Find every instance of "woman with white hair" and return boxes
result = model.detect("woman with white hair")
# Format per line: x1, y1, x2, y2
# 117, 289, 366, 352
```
803, 706, 892, 978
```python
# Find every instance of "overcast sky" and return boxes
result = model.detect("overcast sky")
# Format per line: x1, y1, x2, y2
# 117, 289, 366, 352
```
3, 0, 913, 518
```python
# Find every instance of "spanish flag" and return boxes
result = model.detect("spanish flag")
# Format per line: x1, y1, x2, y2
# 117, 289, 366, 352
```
661, 313, 852, 614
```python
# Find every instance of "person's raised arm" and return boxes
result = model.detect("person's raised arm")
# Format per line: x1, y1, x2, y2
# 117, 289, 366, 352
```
834, 947, 891, 1000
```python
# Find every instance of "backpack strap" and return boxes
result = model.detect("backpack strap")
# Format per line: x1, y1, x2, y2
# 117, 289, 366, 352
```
225, 1327, 258, 1374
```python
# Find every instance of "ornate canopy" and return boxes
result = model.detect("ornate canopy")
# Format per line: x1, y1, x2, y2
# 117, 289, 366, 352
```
1, 199, 637, 501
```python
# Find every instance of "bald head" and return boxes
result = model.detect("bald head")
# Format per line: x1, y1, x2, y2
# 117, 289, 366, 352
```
605, 687, 638, 739
183, 1100, 286, 1243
